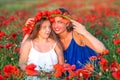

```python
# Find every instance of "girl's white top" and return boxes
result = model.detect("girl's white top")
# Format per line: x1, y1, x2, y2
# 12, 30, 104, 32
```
27, 41, 58, 72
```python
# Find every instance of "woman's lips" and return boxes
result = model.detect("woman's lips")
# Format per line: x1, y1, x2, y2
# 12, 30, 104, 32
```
54, 28, 60, 32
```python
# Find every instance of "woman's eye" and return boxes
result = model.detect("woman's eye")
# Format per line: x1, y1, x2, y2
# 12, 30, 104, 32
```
43, 26, 46, 28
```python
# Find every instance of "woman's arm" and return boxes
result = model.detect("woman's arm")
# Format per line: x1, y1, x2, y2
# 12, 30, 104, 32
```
82, 31, 106, 53
71, 19, 106, 53
19, 40, 31, 71
54, 42, 64, 64
21, 18, 34, 43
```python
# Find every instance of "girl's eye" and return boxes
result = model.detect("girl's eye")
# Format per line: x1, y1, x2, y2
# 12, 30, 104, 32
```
42, 26, 51, 30
58, 21, 63, 24
43, 26, 46, 29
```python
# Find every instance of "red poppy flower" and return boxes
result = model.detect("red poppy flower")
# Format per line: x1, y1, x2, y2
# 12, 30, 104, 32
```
5, 43, 13, 49
99, 58, 109, 72
0, 74, 4, 80
113, 39, 120, 45
112, 70, 120, 80
8, 16, 15, 21
63, 64, 71, 71
22, 25, 33, 34
71, 65, 76, 70
54, 70, 63, 78
49, 17, 55, 22
9, 33, 17, 40
3, 65, 19, 78
63, 64, 76, 71
102, 49, 109, 55
99, 58, 108, 65
89, 56, 97, 61
76, 68, 92, 79
53, 64, 65, 78
106, 11, 117, 16
116, 48, 120, 53
54, 64, 63, 70
95, 30, 102, 35
0, 30, 6, 38
85, 14, 96, 22
68, 70, 76, 79
109, 61, 118, 72
25, 64, 39, 76
2, 20, 10, 26
77, 17, 84, 23
118, 64, 120, 70
76, 63, 94, 79
0, 44, 4, 49
14, 47, 20, 53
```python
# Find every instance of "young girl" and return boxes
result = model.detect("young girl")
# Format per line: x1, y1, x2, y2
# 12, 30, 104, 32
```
19, 17, 64, 80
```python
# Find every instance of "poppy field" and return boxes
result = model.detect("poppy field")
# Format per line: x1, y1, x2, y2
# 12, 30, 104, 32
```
0, 0, 120, 80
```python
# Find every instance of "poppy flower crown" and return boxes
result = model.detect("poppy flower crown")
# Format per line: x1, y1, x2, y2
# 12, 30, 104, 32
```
22, 9, 71, 35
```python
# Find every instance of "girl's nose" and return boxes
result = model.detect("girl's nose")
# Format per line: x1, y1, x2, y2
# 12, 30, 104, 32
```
46, 27, 51, 32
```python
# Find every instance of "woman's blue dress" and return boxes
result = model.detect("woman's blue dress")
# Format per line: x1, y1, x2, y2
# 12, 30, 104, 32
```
64, 38, 97, 70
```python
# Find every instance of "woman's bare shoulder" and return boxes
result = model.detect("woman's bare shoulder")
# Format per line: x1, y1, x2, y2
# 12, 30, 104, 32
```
73, 31, 86, 46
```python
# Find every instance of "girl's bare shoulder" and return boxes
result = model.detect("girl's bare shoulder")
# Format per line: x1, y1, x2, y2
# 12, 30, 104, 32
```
21, 39, 32, 48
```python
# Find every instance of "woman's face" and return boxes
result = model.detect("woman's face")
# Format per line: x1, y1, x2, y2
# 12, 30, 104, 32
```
52, 16, 68, 34
38, 20, 51, 38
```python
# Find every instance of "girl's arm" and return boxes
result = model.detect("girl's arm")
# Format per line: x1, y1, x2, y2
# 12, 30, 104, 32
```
21, 34, 29, 43
19, 40, 31, 71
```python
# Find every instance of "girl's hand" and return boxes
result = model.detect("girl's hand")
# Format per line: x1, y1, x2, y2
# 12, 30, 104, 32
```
70, 19, 87, 35
25, 18, 35, 26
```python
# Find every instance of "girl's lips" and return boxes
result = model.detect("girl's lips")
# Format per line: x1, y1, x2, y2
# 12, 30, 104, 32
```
46, 32, 50, 35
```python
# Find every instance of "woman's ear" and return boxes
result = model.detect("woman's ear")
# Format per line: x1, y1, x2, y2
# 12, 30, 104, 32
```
66, 22, 73, 32
66, 22, 70, 26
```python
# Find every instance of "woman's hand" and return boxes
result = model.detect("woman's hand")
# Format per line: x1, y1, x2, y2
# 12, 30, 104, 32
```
25, 18, 35, 26
70, 19, 87, 35
70, 20, 106, 53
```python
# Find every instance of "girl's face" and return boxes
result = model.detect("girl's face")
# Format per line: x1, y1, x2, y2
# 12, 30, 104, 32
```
52, 16, 69, 34
38, 20, 51, 39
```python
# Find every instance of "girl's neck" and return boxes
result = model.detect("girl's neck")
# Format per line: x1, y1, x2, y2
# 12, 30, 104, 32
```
34, 37, 49, 43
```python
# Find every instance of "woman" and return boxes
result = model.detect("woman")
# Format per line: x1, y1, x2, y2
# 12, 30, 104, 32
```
19, 17, 64, 79
52, 8, 106, 69
23, 8, 106, 70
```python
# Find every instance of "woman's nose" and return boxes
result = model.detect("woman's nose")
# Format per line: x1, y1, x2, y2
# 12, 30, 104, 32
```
53, 22, 57, 28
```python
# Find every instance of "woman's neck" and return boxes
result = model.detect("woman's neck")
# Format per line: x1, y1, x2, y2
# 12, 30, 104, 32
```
59, 31, 71, 40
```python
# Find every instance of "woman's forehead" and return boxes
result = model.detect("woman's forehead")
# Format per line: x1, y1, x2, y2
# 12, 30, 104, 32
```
54, 16, 70, 23
54, 16, 63, 20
